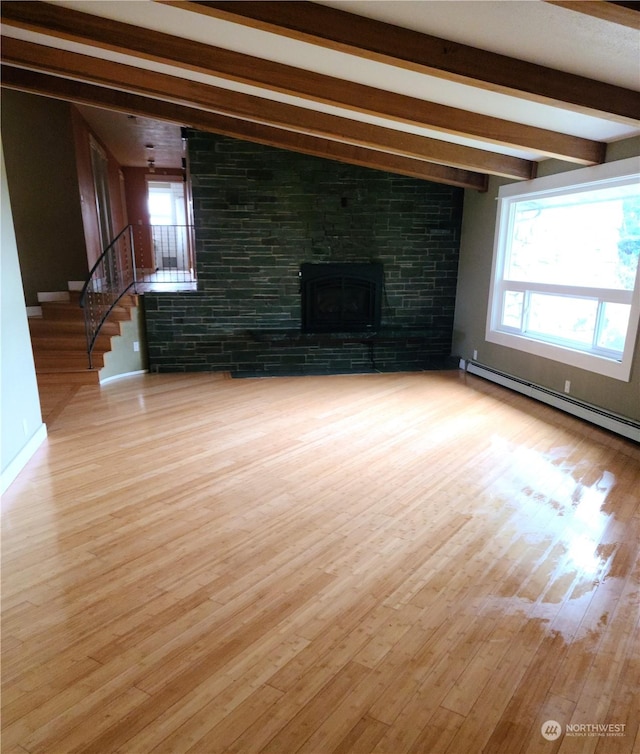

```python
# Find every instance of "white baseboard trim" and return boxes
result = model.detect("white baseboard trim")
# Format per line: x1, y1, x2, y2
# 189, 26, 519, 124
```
99, 369, 148, 385
1, 423, 48, 495
463, 361, 640, 442
37, 291, 70, 303
68, 280, 85, 291
27, 306, 43, 317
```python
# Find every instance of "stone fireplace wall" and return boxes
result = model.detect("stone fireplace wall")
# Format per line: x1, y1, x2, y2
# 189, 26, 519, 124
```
144, 132, 464, 375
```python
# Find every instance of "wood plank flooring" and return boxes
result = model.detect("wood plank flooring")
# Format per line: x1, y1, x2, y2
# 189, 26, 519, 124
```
2, 370, 639, 754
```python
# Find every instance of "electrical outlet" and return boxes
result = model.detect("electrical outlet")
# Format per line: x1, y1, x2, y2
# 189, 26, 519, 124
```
133, 341, 140, 352
564, 380, 571, 393
473, 350, 478, 360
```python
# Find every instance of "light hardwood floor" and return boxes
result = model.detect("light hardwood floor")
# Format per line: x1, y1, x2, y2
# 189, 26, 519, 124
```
2, 370, 639, 754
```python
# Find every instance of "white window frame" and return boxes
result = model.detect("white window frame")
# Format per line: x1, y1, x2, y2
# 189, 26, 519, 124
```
486, 157, 640, 382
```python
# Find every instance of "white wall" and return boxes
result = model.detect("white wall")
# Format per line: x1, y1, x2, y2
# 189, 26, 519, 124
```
1, 139, 46, 493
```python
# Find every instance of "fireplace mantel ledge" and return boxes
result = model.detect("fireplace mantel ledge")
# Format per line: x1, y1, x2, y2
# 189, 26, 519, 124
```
248, 328, 449, 344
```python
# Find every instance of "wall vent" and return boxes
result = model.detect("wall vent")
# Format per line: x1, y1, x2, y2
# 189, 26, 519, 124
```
463, 360, 640, 442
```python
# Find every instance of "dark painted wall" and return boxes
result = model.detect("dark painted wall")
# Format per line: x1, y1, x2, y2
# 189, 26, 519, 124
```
1, 91, 88, 306
145, 132, 464, 375
453, 137, 640, 421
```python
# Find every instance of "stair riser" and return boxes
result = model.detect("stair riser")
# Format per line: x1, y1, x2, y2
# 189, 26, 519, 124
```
76, 292, 138, 307
39, 304, 85, 321
37, 371, 100, 386
86, 308, 130, 322
35, 353, 104, 369
29, 320, 120, 336
31, 336, 112, 352
41, 303, 130, 322
31, 286, 136, 384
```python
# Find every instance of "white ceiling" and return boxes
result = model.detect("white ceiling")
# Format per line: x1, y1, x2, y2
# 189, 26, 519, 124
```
319, 1, 638, 88
1, 0, 638, 179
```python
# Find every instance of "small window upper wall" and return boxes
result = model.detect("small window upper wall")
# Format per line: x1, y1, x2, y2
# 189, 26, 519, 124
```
147, 180, 186, 226
145, 177, 194, 280
486, 157, 640, 382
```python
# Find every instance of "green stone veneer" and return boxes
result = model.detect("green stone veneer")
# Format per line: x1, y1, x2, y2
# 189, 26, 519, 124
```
144, 132, 463, 375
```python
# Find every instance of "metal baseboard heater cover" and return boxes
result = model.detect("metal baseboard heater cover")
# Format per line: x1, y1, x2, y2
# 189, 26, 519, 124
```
464, 361, 640, 443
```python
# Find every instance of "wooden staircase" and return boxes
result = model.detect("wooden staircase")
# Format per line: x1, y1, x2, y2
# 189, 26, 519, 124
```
28, 289, 138, 386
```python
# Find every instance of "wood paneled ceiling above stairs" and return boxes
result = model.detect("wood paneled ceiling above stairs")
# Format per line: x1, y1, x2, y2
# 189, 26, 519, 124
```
1, 0, 639, 191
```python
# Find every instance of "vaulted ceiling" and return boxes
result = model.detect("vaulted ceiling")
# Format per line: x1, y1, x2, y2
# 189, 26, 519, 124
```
1, 0, 639, 191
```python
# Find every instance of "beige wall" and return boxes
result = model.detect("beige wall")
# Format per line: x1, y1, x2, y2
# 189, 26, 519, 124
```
99, 304, 148, 381
1, 138, 45, 491
453, 137, 640, 421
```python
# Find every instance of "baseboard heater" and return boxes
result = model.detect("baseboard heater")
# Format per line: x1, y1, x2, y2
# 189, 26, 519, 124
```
462, 360, 640, 443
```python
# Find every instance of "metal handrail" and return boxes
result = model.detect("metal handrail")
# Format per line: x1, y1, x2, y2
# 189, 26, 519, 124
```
79, 225, 136, 369
79, 223, 197, 369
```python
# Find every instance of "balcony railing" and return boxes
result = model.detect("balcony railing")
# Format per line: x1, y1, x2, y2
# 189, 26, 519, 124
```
80, 224, 196, 368
133, 223, 197, 288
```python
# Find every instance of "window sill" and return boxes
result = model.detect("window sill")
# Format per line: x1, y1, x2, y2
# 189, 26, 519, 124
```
486, 328, 633, 381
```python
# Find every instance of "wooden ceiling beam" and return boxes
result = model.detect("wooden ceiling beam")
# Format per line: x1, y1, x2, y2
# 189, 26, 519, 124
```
0, 66, 488, 191
175, 0, 640, 122
0, 39, 532, 179
0, 1, 606, 164
545, 1, 640, 29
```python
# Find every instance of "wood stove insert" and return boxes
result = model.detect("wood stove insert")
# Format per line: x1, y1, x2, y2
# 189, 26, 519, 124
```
300, 262, 383, 333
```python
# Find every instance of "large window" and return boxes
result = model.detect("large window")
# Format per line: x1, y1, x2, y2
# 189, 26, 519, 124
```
486, 157, 640, 381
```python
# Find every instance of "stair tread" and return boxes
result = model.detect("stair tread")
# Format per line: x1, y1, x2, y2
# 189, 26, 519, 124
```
30, 284, 136, 386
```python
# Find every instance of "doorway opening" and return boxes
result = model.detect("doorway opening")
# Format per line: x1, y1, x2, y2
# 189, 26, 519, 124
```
146, 179, 195, 282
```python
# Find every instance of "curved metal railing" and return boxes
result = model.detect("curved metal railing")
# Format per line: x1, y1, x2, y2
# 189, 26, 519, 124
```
79, 224, 197, 368
79, 225, 137, 369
